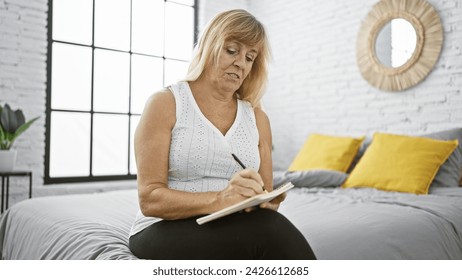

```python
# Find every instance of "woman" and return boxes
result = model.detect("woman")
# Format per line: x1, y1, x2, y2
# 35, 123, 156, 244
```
129, 9, 316, 260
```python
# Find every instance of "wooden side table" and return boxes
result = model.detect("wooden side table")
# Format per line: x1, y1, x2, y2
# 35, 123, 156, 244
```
0, 171, 32, 214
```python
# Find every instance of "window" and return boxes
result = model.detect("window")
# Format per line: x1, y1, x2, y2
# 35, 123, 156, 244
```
45, 0, 196, 183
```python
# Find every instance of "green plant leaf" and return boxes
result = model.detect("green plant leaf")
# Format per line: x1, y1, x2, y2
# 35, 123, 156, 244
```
0, 125, 7, 150
11, 116, 40, 144
15, 109, 26, 128
0, 103, 39, 150
0, 104, 8, 132
4, 131, 15, 149
0, 104, 19, 133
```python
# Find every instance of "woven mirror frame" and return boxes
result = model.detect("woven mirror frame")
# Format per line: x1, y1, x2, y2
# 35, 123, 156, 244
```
357, 0, 443, 91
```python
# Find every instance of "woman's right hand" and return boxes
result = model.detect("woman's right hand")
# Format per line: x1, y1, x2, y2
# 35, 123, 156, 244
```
216, 169, 265, 209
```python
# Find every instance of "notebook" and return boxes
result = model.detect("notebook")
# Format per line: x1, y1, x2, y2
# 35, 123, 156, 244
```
196, 182, 294, 225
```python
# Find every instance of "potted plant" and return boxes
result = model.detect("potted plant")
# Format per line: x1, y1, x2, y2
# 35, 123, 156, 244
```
0, 103, 39, 172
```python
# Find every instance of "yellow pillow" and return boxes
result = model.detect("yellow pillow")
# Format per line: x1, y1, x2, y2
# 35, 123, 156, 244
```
343, 133, 458, 194
288, 134, 365, 172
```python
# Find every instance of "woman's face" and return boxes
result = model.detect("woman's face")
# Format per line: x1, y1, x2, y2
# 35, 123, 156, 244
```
206, 41, 258, 94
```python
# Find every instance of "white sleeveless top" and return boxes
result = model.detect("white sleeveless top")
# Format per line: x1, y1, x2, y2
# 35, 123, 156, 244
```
129, 81, 260, 236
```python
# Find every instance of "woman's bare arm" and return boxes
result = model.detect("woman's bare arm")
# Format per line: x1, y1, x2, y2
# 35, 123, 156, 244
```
254, 107, 286, 210
135, 90, 265, 220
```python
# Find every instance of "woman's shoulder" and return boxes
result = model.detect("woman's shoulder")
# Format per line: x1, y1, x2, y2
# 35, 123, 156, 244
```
141, 88, 176, 125
149, 88, 174, 102
144, 88, 175, 111
253, 106, 270, 127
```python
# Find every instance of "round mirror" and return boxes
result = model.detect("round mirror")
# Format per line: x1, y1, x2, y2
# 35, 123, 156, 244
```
375, 18, 417, 68
356, 0, 443, 91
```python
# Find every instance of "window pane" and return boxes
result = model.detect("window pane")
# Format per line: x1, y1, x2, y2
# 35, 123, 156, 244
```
165, 2, 194, 60
132, 0, 164, 56
48, 0, 196, 182
130, 115, 141, 175
92, 114, 129, 175
164, 59, 189, 87
51, 43, 92, 111
50, 112, 90, 177
168, 0, 195, 6
94, 0, 130, 51
93, 49, 130, 113
52, 0, 93, 45
131, 54, 163, 114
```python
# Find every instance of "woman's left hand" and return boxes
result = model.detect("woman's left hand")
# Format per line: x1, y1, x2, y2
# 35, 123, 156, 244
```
259, 192, 287, 211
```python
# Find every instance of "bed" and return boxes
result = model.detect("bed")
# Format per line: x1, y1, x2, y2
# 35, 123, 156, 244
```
280, 185, 462, 259
0, 189, 139, 260
1, 129, 462, 260
1, 179, 461, 260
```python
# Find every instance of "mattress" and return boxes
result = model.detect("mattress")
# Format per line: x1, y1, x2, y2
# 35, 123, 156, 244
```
1, 184, 462, 259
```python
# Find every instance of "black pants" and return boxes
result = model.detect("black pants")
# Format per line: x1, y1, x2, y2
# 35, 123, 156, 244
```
129, 208, 316, 260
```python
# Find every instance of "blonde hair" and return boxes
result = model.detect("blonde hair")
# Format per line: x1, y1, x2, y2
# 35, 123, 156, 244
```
185, 9, 271, 108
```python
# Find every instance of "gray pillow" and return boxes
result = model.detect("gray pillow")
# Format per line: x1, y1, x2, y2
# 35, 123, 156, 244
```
348, 128, 462, 188
422, 128, 462, 188
347, 136, 372, 173
273, 170, 348, 188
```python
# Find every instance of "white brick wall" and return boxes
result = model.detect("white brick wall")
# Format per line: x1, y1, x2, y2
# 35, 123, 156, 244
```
1, 0, 48, 204
0, 0, 461, 206
197, 0, 247, 29
201, 0, 462, 170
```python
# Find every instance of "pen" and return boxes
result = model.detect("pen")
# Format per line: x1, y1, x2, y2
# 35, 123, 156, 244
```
231, 153, 246, 169
231, 153, 267, 193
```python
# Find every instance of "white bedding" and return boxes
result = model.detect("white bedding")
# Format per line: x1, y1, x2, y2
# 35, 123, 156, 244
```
1, 185, 462, 259
0, 190, 139, 260
280, 186, 462, 259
